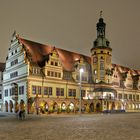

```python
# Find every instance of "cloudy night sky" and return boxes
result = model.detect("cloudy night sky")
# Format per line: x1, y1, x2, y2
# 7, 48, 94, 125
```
0, 0, 140, 69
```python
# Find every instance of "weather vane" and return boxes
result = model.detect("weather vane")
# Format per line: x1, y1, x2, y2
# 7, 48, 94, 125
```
100, 11, 103, 18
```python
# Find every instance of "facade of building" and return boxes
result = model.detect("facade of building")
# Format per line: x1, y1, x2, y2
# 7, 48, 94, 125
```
0, 63, 5, 111
3, 16, 140, 114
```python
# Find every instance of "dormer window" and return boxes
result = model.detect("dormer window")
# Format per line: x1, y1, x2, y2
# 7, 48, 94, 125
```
55, 62, 58, 66
51, 61, 54, 65
100, 56, 103, 59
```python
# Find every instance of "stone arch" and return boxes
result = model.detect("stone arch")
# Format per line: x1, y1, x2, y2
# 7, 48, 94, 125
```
96, 102, 101, 112
44, 102, 49, 112
53, 102, 58, 112
68, 102, 75, 112
15, 101, 19, 113
90, 103, 94, 112
9, 100, 13, 112
61, 102, 67, 112
111, 102, 115, 110
20, 99, 25, 111
5, 101, 8, 112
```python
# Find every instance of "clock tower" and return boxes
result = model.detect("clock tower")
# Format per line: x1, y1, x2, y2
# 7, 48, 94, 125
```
91, 12, 112, 83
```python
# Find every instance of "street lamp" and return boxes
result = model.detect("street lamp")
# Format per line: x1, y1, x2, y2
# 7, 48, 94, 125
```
79, 68, 84, 115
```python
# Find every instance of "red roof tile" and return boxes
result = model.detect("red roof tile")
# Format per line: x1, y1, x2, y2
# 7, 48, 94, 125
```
0, 62, 5, 72
18, 37, 91, 71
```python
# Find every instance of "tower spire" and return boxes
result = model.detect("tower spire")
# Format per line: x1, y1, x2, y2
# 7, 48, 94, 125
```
100, 11, 103, 18
96, 11, 106, 37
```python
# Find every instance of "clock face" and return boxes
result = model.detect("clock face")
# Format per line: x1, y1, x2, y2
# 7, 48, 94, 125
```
93, 56, 98, 64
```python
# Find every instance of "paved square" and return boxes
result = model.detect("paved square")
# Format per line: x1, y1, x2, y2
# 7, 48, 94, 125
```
0, 113, 140, 140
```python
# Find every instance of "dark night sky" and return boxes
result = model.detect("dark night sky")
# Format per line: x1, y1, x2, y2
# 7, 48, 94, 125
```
0, 0, 140, 69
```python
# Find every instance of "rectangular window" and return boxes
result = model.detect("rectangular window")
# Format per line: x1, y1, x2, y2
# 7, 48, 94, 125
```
136, 95, 139, 101
58, 73, 61, 78
51, 72, 54, 77
44, 87, 52, 95
48, 87, 52, 95
56, 88, 60, 96
56, 88, 64, 96
47, 71, 50, 76
32, 86, 41, 95
55, 62, 58, 66
5, 89, 8, 97
10, 71, 18, 78
11, 59, 18, 66
9, 88, 15, 96
118, 94, 122, 99
133, 95, 135, 100
32, 86, 36, 94
19, 86, 24, 95
129, 94, 132, 100
61, 88, 64, 96
38, 86, 41, 95
55, 72, 57, 77
68, 89, 76, 97
81, 90, 86, 97
51, 61, 54, 65
0, 94, 2, 99
124, 94, 127, 99
44, 87, 48, 95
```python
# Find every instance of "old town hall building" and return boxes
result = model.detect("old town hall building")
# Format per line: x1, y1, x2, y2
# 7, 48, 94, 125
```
2, 15, 140, 114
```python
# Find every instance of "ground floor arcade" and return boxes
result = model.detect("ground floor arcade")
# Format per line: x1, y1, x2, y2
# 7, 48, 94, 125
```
3, 97, 140, 114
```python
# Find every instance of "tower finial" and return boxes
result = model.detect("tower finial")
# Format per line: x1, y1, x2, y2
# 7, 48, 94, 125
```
100, 11, 103, 18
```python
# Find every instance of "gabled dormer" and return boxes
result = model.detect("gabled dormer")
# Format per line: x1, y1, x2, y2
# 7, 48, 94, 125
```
125, 71, 133, 89
112, 67, 120, 87
45, 48, 63, 79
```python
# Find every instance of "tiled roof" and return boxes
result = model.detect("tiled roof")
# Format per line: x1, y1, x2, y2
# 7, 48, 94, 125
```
0, 62, 5, 72
17, 36, 139, 74
18, 37, 91, 71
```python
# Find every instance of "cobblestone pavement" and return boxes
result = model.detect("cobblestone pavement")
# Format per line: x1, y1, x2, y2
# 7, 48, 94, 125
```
0, 112, 140, 140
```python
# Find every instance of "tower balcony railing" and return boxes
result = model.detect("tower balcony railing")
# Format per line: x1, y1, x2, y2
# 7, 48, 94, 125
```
94, 96, 116, 100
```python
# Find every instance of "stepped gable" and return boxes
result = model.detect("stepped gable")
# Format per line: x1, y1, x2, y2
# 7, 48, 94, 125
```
0, 62, 5, 72
18, 37, 91, 71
